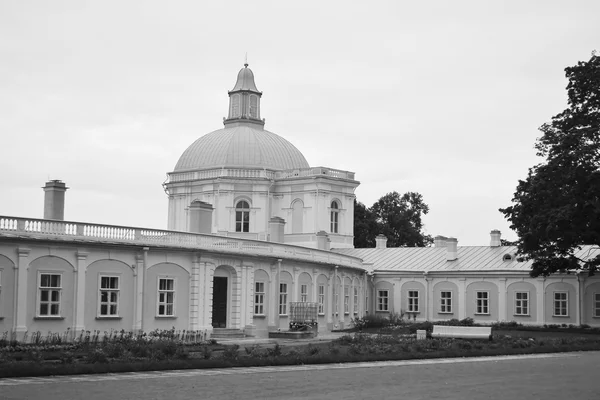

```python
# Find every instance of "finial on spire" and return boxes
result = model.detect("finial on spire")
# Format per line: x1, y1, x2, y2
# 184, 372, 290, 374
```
244, 52, 248, 68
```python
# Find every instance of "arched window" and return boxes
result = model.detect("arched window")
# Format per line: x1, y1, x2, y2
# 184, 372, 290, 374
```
231, 94, 240, 118
292, 199, 303, 234
330, 201, 339, 233
235, 200, 250, 232
249, 95, 258, 118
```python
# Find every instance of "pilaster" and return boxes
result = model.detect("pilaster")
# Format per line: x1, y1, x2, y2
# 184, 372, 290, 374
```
425, 274, 433, 321
536, 278, 545, 325
132, 248, 146, 332
189, 254, 201, 330
498, 278, 507, 322
74, 251, 89, 338
458, 278, 466, 320
14, 247, 30, 339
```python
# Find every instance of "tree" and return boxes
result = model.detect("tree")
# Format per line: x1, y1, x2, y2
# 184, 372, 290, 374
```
500, 52, 600, 277
354, 191, 433, 248
353, 199, 378, 248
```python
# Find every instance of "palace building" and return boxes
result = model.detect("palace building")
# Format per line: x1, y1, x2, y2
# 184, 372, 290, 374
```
1, 64, 599, 341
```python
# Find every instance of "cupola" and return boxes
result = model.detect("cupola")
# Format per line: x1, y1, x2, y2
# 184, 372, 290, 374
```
224, 63, 265, 128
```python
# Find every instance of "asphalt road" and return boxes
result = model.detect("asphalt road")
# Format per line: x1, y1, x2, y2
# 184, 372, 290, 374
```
1, 352, 599, 400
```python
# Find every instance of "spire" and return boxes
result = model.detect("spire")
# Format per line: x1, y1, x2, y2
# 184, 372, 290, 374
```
224, 63, 264, 128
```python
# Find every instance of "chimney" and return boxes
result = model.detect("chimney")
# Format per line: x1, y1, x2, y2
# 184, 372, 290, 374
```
316, 230, 330, 250
188, 201, 213, 234
268, 217, 286, 243
490, 230, 501, 247
375, 234, 388, 249
434, 235, 447, 248
446, 237, 458, 261
43, 180, 68, 220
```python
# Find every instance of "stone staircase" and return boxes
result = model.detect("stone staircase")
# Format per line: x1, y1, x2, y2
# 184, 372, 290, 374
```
210, 328, 246, 339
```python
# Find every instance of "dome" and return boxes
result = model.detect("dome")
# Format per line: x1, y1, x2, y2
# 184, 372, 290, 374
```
173, 125, 310, 172
231, 65, 260, 92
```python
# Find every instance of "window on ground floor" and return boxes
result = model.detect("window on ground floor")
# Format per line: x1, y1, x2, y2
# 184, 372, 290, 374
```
318, 285, 325, 315
514, 291, 529, 316
377, 290, 389, 312
353, 287, 359, 315
254, 282, 265, 315
475, 291, 489, 315
300, 284, 308, 303
157, 277, 175, 317
279, 283, 288, 315
38, 273, 62, 317
595, 293, 600, 318
408, 290, 419, 312
99, 276, 120, 317
440, 291, 452, 313
344, 285, 350, 314
554, 292, 568, 316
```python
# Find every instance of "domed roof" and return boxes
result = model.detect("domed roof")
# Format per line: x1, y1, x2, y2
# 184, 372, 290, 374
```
231, 64, 260, 92
173, 125, 310, 172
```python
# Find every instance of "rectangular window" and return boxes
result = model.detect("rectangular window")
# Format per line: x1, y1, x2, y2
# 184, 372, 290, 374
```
0, 270, 2, 316
335, 292, 339, 315
353, 287, 359, 314
377, 290, 389, 312
476, 291, 489, 315
318, 285, 325, 314
344, 286, 350, 314
157, 278, 175, 316
408, 290, 419, 312
515, 292, 529, 316
99, 276, 120, 317
440, 291, 452, 313
254, 282, 265, 315
279, 283, 288, 315
38, 273, 62, 317
366, 296, 369, 313
595, 293, 600, 318
554, 292, 568, 316
300, 284, 308, 303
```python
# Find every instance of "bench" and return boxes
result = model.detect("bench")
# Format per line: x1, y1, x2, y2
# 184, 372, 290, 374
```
431, 325, 492, 340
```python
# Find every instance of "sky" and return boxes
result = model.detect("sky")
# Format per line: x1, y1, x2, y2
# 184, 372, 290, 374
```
1, 0, 598, 246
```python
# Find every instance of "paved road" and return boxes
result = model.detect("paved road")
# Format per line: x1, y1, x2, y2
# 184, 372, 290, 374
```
1, 352, 599, 399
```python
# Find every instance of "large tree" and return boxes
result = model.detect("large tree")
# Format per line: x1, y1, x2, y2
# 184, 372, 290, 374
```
500, 52, 600, 277
354, 191, 433, 248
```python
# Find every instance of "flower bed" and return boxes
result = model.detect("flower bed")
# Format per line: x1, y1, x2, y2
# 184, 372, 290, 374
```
2, 328, 600, 378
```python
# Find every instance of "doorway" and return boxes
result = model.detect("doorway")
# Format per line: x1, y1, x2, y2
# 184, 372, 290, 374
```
212, 277, 228, 328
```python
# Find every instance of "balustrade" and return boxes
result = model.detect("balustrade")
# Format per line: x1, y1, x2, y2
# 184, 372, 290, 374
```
0, 215, 364, 270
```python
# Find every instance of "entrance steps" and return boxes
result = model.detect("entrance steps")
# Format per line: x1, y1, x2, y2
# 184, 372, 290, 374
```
211, 328, 246, 339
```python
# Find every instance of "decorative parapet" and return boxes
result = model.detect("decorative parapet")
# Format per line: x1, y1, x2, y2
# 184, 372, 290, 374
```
166, 166, 356, 184
0, 216, 365, 271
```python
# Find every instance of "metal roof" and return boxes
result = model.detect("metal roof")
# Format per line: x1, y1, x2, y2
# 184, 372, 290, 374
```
173, 125, 310, 172
334, 245, 600, 274
231, 65, 260, 92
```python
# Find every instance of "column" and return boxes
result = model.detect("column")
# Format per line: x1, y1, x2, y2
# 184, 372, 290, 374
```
458, 278, 467, 320
536, 278, 545, 325
425, 275, 433, 322
292, 267, 300, 303
326, 271, 334, 330
578, 272, 585, 326
239, 265, 247, 329
244, 265, 256, 336
189, 253, 201, 331
312, 268, 319, 303
73, 251, 89, 339
14, 247, 30, 341
498, 278, 507, 322
574, 274, 582, 326
132, 248, 146, 332
268, 263, 278, 331
200, 262, 215, 334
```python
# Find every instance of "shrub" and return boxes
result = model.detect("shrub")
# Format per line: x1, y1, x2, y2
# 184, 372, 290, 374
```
87, 348, 108, 364
221, 344, 240, 361
304, 344, 320, 356
200, 346, 212, 360
267, 344, 282, 357
60, 351, 75, 364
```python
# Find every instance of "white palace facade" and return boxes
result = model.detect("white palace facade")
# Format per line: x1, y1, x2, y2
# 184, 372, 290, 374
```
1, 64, 599, 340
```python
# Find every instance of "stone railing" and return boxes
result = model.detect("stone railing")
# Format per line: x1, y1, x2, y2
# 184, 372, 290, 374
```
0, 216, 365, 270
166, 166, 355, 183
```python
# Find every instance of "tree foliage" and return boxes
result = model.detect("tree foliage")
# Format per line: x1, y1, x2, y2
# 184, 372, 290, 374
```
500, 52, 600, 277
354, 191, 433, 248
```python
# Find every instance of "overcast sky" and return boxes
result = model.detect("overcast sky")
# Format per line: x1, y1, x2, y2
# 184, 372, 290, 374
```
1, 0, 598, 246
